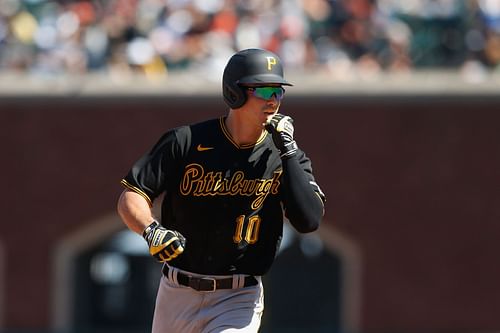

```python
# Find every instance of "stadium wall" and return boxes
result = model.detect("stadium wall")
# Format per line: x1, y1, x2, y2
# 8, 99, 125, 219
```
2, 94, 500, 332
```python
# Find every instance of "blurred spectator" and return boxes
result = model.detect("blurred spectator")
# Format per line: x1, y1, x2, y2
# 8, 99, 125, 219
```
0, 0, 499, 81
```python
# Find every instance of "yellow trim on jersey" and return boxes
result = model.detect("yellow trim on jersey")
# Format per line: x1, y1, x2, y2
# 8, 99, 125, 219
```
120, 179, 153, 207
315, 192, 326, 216
219, 117, 267, 149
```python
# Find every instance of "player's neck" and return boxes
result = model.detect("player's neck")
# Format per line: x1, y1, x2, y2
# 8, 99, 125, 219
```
225, 111, 265, 146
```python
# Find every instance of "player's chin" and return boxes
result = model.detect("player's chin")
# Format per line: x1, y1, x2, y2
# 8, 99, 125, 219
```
263, 112, 276, 125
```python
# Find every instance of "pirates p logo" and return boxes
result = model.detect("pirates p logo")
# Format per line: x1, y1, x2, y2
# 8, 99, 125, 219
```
266, 56, 277, 71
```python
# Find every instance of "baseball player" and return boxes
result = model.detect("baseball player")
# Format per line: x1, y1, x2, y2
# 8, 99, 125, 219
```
117, 48, 326, 333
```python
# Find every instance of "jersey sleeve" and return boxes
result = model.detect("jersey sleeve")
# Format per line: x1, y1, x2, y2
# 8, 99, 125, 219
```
121, 127, 191, 206
280, 148, 326, 232
294, 149, 326, 203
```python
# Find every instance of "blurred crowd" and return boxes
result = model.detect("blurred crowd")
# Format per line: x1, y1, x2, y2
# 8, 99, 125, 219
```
0, 0, 500, 81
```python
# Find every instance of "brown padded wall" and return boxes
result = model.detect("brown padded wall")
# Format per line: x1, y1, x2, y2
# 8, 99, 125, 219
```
1, 95, 500, 331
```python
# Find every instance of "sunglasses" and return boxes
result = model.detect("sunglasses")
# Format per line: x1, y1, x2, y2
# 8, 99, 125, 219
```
246, 86, 285, 100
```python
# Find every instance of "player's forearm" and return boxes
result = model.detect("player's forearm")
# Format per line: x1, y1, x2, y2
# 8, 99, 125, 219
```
281, 156, 324, 233
117, 189, 156, 235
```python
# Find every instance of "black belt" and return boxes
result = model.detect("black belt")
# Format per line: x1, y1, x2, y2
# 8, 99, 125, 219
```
162, 265, 258, 292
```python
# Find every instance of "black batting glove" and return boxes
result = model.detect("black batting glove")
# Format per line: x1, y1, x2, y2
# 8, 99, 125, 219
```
143, 221, 186, 262
265, 113, 298, 159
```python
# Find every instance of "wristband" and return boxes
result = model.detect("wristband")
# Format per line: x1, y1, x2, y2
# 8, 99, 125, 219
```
142, 220, 159, 238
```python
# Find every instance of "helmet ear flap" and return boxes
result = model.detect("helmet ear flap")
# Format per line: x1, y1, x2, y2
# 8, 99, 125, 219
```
223, 82, 247, 109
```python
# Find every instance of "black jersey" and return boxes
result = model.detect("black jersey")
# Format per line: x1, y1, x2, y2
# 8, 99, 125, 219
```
122, 117, 322, 276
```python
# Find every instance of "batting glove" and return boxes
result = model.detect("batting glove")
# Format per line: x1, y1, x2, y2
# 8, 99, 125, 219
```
143, 221, 186, 262
265, 113, 298, 159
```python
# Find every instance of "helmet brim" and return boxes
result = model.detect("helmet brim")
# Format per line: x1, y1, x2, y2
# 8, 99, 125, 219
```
237, 74, 293, 86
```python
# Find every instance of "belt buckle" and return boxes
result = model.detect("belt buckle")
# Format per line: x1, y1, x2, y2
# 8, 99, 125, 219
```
191, 277, 217, 292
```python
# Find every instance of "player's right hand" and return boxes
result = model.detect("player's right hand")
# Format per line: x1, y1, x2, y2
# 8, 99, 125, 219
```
142, 221, 186, 262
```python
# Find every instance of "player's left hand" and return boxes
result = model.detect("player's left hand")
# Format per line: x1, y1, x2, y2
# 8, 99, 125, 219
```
265, 113, 298, 159
143, 221, 186, 262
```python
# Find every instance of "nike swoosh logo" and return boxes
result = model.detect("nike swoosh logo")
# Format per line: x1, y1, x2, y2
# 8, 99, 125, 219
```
197, 144, 214, 151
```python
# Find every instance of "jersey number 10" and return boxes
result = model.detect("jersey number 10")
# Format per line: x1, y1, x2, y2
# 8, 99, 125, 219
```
233, 215, 262, 244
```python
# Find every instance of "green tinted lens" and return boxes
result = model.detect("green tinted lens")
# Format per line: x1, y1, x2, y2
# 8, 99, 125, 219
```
253, 87, 285, 100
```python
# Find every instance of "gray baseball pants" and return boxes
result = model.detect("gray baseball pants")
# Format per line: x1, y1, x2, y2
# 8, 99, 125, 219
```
152, 265, 264, 333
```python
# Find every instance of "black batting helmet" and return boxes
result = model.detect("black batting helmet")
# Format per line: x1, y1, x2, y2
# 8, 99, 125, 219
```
222, 48, 293, 109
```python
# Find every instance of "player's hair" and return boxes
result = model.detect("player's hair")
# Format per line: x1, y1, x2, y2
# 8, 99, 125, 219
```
222, 48, 293, 109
